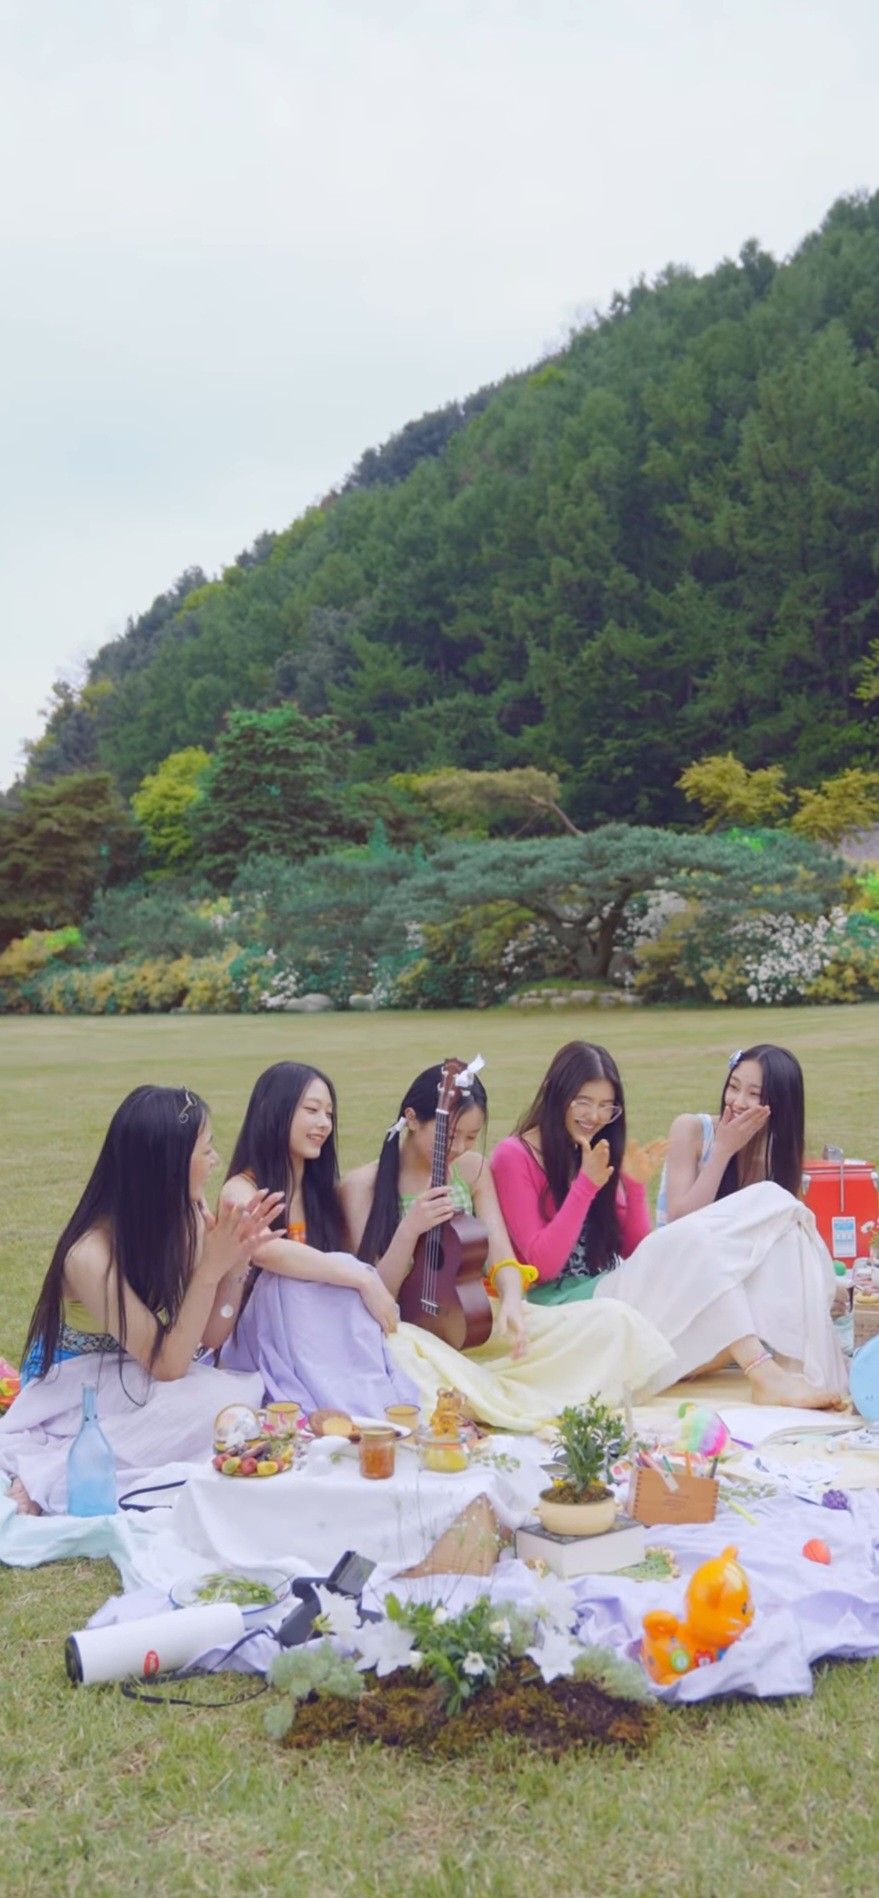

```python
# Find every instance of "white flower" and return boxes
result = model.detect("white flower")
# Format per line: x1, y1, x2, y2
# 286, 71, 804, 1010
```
527, 1629, 581, 1684
408, 1649, 424, 1670
530, 1573, 577, 1631
313, 1586, 361, 1643
354, 1618, 419, 1678
462, 1651, 487, 1677
432, 1606, 449, 1625
489, 1617, 511, 1642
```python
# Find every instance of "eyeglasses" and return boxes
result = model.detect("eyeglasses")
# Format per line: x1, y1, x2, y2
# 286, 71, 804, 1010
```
178, 1088, 197, 1124
572, 1102, 623, 1126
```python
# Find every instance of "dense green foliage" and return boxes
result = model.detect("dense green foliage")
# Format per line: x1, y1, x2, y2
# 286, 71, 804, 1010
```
18, 192, 879, 823
0, 824, 854, 1013
0, 773, 138, 946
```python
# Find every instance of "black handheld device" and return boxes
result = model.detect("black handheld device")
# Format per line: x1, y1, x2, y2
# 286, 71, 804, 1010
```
276, 1550, 377, 1649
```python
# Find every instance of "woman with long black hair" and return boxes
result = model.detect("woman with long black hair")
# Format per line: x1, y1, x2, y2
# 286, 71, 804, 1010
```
342, 1060, 675, 1429
490, 1042, 667, 1305
656, 1044, 804, 1223
217, 1061, 420, 1415
589, 1043, 847, 1406
0, 1085, 279, 1514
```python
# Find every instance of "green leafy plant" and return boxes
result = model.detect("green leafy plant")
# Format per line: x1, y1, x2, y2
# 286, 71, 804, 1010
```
266, 1638, 364, 1740
546, 1399, 632, 1503
382, 1593, 533, 1716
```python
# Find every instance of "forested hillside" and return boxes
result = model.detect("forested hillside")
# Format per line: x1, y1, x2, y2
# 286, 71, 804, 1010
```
22, 191, 879, 826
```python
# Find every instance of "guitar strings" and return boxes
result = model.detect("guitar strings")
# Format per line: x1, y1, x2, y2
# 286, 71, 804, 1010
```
422, 1105, 449, 1313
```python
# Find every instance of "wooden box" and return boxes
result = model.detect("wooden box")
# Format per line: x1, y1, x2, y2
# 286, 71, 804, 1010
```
627, 1466, 718, 1526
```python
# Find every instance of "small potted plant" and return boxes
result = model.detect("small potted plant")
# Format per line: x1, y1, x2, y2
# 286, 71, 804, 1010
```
537, 1397, 631, 1537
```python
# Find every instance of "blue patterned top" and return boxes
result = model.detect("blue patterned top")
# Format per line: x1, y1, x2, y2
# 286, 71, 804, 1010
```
655, 1113, 715, 1226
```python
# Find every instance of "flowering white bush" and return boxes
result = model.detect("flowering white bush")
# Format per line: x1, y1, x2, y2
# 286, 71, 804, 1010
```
737, 908, 845, 1005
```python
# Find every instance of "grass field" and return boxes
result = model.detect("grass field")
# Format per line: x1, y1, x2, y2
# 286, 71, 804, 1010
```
2, 1006, 879, 1897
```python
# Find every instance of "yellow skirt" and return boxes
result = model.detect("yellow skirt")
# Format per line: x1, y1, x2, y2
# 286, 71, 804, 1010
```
387, 1300, 674, 1432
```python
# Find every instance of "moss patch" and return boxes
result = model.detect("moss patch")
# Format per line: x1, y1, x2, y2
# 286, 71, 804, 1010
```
281, 1658, 658, 1759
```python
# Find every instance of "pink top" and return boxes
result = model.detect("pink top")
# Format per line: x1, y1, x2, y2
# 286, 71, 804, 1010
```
490, 1134, 651, 1282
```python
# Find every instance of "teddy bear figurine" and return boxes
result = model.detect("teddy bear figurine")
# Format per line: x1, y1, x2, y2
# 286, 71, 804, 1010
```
641, 1544, 755, 1684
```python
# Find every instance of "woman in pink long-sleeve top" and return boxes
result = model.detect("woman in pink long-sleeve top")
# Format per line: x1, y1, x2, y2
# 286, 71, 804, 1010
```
490, 1042, 666, 1306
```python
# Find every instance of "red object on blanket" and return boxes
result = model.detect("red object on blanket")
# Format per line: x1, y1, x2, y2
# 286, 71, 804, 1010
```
802, 1539, 831, 1565
801, 1156, 879, 1262
0, 1357, 21, 1412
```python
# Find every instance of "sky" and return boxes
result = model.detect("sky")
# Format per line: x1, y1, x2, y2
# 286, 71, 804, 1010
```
1, 0, 878, 789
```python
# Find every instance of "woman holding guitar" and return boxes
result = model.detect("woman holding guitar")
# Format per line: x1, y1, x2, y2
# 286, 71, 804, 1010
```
343, 1061, 529, 1358
342, 1060, 675, 1430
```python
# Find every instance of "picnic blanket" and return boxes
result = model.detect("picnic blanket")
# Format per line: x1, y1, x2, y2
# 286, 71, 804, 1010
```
4, 1382, 879, 1703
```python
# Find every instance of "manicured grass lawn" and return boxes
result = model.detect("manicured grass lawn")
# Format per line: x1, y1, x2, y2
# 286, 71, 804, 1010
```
2, 1006, 879, 1896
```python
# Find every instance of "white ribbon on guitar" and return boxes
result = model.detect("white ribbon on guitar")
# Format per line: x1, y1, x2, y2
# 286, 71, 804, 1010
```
456, 1053, 485, 1090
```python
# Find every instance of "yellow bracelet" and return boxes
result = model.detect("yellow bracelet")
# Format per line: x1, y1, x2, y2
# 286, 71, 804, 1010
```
484, 1257, 539, 1298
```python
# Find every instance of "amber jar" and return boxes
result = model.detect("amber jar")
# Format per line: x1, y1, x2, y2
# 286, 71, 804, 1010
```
358, 1427, 397, 1480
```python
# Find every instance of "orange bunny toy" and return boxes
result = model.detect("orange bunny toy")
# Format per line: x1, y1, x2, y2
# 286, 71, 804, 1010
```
641, 1545, 755, 1684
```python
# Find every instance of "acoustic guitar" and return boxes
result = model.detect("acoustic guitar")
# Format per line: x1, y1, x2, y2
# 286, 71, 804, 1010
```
398, 1058, 493, 1351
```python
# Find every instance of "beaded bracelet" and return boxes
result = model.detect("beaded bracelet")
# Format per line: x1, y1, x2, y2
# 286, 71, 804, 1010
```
484, 1257, 539, 1298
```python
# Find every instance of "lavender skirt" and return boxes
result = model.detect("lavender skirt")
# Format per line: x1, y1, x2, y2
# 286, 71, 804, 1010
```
218, 1271, 420, 1415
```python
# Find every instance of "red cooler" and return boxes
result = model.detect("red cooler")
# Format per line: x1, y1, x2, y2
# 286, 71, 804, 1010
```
801, 1154, 879, 1260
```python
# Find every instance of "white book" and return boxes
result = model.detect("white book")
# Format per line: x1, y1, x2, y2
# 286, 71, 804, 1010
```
515, 1516, 646, 1579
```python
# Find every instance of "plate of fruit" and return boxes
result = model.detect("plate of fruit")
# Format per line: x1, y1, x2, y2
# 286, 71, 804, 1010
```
169, 1568, 292, 1618
212, 1436, 296, 1479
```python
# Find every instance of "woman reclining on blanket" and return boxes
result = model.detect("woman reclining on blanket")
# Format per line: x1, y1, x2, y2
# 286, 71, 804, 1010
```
491, 1040, 846, 1409
0, 1085, 283, 1515
339, 1062, 673, 1429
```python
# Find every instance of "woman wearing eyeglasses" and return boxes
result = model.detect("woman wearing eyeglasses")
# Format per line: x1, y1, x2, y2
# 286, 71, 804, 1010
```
493, 1041, 846, 1408
490, 1042, 667, 1306
342, 1054, 674, 1428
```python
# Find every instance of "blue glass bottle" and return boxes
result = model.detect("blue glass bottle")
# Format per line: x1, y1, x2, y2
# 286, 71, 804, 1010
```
67, 1385, 117, 1516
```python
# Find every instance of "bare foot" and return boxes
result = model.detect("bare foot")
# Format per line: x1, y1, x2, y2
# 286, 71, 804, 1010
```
9, 1477, 42, 1516
748, 1360, 845, 1411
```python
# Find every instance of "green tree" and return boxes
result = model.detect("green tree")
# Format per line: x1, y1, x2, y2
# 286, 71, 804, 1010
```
790, 769, 879, 843
372, 827, 845, 979
0, 773, 139, 946
677, 754, 791, 828
390, 767, 577, 836
131, 746, 211, 871
191, 706, 360, 888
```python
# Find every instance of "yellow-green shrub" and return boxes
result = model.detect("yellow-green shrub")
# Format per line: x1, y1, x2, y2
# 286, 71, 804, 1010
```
177, 951, 240, 1013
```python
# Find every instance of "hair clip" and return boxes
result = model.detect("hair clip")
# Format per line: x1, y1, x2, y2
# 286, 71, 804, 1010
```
727, 1050, 743, 1070
385, 1114, 408, 1142
178, 1088, 197, 1124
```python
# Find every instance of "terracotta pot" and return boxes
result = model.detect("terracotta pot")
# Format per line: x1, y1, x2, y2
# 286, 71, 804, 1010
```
536, 1487, 617, 1537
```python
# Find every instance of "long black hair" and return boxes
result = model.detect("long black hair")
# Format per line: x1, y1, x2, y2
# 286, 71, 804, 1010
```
716, 1044, 805, 1202
226, 1061, 345, 1251
23, 1084, 208, 1380
358, 1063, 489, 1265
516, 1042, 626, 1277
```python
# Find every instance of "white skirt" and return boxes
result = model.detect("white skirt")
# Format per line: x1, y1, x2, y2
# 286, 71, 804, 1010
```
593, 1181, 847, 1397
0, 1352, 263, 1514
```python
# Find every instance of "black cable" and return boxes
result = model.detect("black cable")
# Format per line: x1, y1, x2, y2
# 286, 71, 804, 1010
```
118, 1478, 186, 1511
119, 1625, 281, 1707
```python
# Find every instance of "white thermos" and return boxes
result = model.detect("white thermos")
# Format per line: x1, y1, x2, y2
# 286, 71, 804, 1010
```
65, 1603, 245, 1685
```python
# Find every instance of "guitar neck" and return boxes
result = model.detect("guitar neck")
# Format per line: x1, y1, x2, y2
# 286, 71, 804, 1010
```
431, 1109, 450, 1189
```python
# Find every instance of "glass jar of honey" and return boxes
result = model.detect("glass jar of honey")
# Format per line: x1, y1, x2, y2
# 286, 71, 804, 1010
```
416, 1431, 470, 1475
358, 1426, 397, 1480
